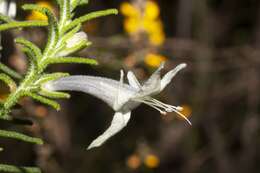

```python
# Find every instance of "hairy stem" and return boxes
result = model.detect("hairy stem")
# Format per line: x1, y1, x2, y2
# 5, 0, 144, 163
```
0, 27, 62, 118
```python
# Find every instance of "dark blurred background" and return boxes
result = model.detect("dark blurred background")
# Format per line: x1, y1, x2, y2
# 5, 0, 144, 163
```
1, 0, 260, 173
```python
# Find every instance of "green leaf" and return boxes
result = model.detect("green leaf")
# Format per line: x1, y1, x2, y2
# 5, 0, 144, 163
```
55, 0, 62, 7
39, 89, 70, 99
0, 129, 43, 145
20, 47, 38, 72
60, 0, 71, 28
0, 73, 17, 92
51, 24, 82, 57
0, 21, 48, 32
55, 41, 91, 57
0, 108, 12, 120
79, 0, 89, 5
62, 9, 118, 34
71, 0, 89, 10
35, 72, 69, 85
25, 92, 60, 110
0, 164, 41, 173
15, 38, 42, 60
22, 4, 59, 56
0, 63, 22, 79
0, 13, 13, 23
44, 57, 98, 67
60, 24, 81, 45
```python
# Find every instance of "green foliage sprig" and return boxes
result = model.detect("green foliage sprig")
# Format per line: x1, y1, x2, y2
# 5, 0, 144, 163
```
0, 0, 118, 172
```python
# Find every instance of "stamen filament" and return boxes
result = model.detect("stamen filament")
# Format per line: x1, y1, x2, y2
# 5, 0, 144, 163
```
171, 108, 192, 126
134, 97, 192, 125
136, 99, 167, 115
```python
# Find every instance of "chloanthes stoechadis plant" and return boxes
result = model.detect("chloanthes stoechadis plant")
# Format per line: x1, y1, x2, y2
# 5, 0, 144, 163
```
0, 0, 118, 172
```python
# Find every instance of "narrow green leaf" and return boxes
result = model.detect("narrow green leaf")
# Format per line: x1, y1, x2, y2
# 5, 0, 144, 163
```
62, 9, 118, 34
55, 41, 91, 57
71, 0, 89, 10
60, 24, 81, 44
53, 24, 82, 55
15, 38, 42, 59
0, 13, 13, 23
0, 21, 48, 32
0, 73, 17, 92
55, 0, 62, 7
79, 0, 89, 5
35, 72, 69, 85
0, 164, 41, 173
0, 129, 43, 145
22, 4, 59, 56
20, 47, 38, 72
46, 57, 98, 66
0, 110, 12, 120
71, 0, 79, 10
0, 63, 22, 79
39, 89, 70, 99
60, 0, 71, 28
15, 38, 42, 69
25, 92, 60, 110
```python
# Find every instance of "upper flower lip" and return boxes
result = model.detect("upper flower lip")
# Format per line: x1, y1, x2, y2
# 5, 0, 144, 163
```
133, 62, 165, 97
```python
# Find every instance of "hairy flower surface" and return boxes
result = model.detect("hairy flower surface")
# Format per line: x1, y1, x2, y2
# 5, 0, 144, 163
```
45, 63, 191, 149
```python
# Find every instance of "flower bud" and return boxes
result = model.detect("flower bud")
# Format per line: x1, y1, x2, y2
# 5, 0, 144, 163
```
66, 32, 88, 48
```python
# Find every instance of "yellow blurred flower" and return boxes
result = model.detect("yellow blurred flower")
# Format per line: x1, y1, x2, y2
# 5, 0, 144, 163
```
120, 2, 139, 17
124, 18, 139, 34
144, 154, 160, 168
144, 1, 159, 19
26, 1, 54, 21
126, 154, 141, 170
120, 1, 165, 46
144, 53, 167, 67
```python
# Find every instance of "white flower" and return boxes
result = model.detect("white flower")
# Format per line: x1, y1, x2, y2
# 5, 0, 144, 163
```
45, 62, 191, 149
7, 1, 16, 18
0, 0, 8, 15
66, 31, 88, 48
0, 0, 16, 17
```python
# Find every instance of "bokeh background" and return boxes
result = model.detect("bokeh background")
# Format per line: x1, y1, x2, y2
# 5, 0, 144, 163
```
1, 0, 260, 172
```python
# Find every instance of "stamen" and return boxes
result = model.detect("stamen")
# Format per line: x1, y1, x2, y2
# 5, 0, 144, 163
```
150, 98, 181, 110
136, 99, 167, 115
171, 108, 192, 126
133, 97, 192, 125
176, 106, 183, 111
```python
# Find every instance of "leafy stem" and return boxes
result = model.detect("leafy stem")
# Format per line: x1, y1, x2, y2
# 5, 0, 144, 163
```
0, 0, 118, 119
0, 0, 118, 172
